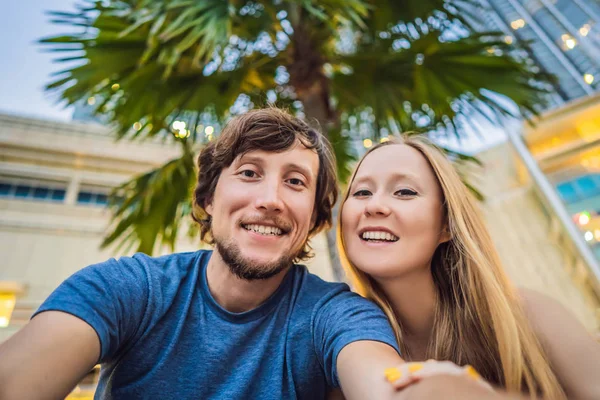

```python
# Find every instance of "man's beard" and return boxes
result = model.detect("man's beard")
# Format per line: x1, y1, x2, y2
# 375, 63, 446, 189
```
214, 236, 297, 281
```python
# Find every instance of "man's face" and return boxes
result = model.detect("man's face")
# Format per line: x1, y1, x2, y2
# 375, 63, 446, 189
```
206, 141, 319, 280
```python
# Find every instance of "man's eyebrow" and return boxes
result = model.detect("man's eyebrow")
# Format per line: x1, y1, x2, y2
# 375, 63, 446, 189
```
236, 154, 265, 166
235, 155, 315, 183
285, 163, 314, 183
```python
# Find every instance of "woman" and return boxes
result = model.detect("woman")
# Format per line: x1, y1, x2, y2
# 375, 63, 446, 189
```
337, 135, 600, 399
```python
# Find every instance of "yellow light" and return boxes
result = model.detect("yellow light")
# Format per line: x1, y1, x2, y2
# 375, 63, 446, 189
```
172, 121, 186, 130
175, 129, 188, 139
380, 137, 390, 143
504, 35, 513, 44
205, 126, 214, 135
579, 212, 591, 225
595, 230, 600, 241
565, 38, 577, 49
133, 122, 142, 131
0, 293, 16, 328
584, 231, 593, 242
580, 24, 590, 36
487, 48, 495, 54
87, 97, 96, 106
206, 133, 214, 141
584, 74, 595, 84
111, 83, 120, 91
551, 137, 560, 145
363, 138, 373, 148
510, 19, 525, 30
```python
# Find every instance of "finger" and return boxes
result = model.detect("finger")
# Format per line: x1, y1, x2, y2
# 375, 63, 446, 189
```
385, 363, 424, 390
411, 362, 464, 379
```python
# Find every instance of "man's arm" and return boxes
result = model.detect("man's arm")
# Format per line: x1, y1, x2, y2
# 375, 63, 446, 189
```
0, 311, 100, 400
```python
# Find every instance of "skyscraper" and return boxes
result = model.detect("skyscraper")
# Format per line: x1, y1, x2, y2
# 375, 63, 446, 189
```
476, 0, 600, 104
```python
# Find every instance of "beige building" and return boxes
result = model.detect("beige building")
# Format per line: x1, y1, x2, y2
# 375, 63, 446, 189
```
473, 93, 600, 331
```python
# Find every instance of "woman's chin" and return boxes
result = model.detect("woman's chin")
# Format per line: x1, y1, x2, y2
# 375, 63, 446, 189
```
351, 257, 426, 281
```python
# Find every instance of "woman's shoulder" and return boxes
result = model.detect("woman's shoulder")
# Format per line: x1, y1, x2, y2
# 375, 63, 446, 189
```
516, 287, 597, 363
516, 290, 600, 398
516, 288, 578, 335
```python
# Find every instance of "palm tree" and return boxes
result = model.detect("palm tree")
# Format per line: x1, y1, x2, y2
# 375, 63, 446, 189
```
41, 0, 553, 278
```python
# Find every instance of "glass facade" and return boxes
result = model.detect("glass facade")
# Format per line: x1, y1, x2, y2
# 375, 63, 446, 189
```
479, 0, 600, 103
556, 173, 600, 260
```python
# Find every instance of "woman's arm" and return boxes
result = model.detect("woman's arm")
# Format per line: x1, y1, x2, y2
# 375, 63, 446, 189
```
520, 289, 600, 399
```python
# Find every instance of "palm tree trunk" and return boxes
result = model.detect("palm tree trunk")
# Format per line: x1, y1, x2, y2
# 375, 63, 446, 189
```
288, 12, 346, 282
302, 92, 346, 283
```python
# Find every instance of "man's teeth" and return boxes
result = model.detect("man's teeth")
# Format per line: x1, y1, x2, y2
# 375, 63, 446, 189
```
243, 224, 283, 236
361, 231, 398, 241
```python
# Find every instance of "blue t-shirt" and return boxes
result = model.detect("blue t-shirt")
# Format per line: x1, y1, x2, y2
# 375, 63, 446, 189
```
35, 250, 399, 399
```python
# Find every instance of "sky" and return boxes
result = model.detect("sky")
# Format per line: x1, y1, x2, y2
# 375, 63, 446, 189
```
0, 1, 509, 153
0, 1, 78, 122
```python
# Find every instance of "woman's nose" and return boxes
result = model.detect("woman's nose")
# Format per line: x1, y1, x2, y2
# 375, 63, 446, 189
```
364, 195, 391, 217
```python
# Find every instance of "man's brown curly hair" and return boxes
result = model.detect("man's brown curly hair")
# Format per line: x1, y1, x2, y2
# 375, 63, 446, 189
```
191, 107, 338, 261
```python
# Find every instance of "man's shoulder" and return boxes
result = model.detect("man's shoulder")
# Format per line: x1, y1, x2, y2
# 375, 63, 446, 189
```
97, 249, 207, 273
291, 265, 375, 309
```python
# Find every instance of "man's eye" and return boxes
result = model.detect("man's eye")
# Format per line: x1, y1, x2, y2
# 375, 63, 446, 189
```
241, 170, 257, 178
352, 189, 371, 197
287, 178, 305, 187
395, 188, 417, 196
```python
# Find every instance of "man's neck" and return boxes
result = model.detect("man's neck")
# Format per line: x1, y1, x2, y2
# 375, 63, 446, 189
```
206, 250, 291, 313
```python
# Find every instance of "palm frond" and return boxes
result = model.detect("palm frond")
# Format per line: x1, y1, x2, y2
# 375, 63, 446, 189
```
102, 149, 196, 254
331, 30, 552, 140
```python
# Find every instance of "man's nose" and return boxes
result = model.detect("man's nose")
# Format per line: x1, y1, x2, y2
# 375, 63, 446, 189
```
254, 179, 284, 213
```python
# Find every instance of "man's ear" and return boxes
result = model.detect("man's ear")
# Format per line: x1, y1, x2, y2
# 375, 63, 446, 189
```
205, 198, 213, 216
310, 209, 318, 232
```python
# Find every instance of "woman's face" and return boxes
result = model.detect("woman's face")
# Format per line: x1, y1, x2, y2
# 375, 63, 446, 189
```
341, 144, 449, 280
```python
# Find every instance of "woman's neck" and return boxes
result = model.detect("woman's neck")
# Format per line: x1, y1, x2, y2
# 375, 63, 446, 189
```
376, 268, 437, 360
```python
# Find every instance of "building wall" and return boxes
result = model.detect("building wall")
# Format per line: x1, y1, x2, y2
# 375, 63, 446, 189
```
474, 142, 599, 331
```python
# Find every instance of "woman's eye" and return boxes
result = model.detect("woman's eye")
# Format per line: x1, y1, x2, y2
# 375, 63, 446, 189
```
240, 170, 257, 178
287, 178, 305, 187
395, 188, 418, 196
352, 189, 372, 197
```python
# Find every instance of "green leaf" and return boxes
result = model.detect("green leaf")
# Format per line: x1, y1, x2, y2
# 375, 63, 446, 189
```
102, 149, 197, 253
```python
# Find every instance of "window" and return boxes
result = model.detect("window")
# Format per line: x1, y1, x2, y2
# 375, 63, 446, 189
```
0, 178, 67, 203
556, 174, 600, 204
76, 185, 111, 207
557, 181, 578, 203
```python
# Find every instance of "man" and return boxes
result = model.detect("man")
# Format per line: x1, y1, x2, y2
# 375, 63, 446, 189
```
0, 108, 406, 399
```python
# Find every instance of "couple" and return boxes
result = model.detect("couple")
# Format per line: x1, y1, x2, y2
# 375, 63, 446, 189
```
0, 107, 597, 399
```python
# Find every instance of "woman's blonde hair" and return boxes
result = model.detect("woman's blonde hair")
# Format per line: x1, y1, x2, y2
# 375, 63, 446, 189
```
337, 135, 564, 398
